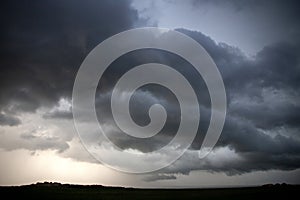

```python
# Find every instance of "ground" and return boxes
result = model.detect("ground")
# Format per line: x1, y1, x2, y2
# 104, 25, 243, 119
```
0, 182, 298, 200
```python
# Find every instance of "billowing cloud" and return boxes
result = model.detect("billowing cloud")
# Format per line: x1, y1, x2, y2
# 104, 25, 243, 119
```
0, 0, 138, 116
43, 98, 72, 119
0, 0, 300, 185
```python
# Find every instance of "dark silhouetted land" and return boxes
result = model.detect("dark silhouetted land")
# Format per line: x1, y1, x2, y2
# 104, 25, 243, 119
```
0, 182, 298, 200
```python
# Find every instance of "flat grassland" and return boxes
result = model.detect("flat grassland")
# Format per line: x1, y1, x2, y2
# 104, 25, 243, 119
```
0, 183, 298, 200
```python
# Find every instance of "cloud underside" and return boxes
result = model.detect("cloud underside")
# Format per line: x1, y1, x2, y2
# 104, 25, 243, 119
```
0, 0, 300, 181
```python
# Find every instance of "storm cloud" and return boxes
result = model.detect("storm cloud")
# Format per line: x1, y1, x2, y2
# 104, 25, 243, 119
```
0, 0, 138, 114
143, 29, 300, 180
0, 0, 300, 183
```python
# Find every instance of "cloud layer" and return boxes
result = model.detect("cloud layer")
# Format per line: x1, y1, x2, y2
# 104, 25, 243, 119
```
0, 0, 299, 182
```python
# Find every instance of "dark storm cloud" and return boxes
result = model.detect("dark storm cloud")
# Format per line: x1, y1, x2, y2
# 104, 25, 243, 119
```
223, 41, 300, 131
90, 27, 300, 181
94, 48, 208, 152
0, 0, 138, 119
146, 146, 300, 182
1, 0, 300, 181
67, 25, 300, 178
223, 117, 300, 154
140, 29, 300, 181
95, 87, 181, 152
84, 26, 300, 180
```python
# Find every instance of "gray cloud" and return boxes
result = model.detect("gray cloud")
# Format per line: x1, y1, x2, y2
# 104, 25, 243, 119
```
68, 27, 300, 179
143, 174, 177, 182
93, 28, 300, 179
0, 130, 70, 153
0, 113, 21, 126
0, 0, 138, 115
43, 110, 73, 120
138, 29, 300, 180
0, 0, 300, 183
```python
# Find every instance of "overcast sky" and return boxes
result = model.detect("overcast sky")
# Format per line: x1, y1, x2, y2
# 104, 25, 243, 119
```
0, 0, 300, 187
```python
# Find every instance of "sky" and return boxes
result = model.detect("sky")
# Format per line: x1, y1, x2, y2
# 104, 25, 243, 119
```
0, 0, 300, 187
